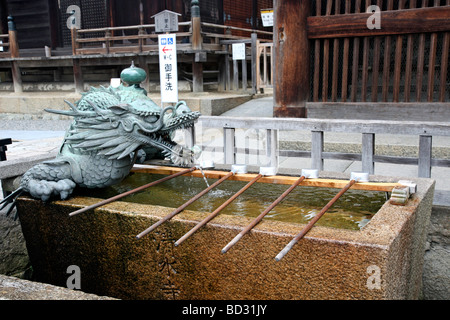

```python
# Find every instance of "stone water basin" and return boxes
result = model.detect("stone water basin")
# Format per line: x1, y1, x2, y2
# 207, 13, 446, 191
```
16, 165, 435, 300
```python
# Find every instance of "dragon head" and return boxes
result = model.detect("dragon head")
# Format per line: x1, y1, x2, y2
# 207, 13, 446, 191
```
126, 98, 202, 165
46, 96, 202, 167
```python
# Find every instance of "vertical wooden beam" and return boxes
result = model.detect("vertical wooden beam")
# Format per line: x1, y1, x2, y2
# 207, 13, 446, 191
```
312, 0, 322, 102
351, 0, 362, 102
105, 29, 111, 54
273, 0, 310, 118
138, 56, 150, 92
427, 0, 440, 102
440, 1, 450, 102
362, 133, 375, 174
418, 135, 432, 178
322, 1, 333, 102
191, 1, 203, 92
191, 0, 202, 50
331, 0, 341, 102
73, 58, 84, 93
415, 0, 428, 102
218, 55, 226, 91
251, 33, 258, 94
404, 0, 416, 102
242, 55, 248, 91
382, 0, 394, 102
8, 16, 22, 93
341, 0, 350, 102
71, 27, 79, 56
225, 45, 231, 90
439, 31, 449, 102
311, 131, 324, 170
233, 59, 239, 90
10, 61, 22, 93
8, 17, 19, 58
192, 56, 204, 92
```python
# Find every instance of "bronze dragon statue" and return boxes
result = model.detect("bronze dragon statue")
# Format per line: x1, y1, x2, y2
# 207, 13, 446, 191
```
1, 65, 201, 216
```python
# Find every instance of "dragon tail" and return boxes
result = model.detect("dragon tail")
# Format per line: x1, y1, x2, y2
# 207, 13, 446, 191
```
0, 187, 24, 220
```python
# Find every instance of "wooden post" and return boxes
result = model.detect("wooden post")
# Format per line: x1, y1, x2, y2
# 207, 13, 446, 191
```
8, 16, 22, 93
70, 27, 79, 55
191, 0, 202, 50
251, 33, 257, 94
138, 56, 150, 93
8, 16, 19, 58
242, 54, 247, 91
73, 58, 84, 93
70, 26, 83, 93
233, 59, 239, 90
273, 0, 310, 118
191, 0, 203, 92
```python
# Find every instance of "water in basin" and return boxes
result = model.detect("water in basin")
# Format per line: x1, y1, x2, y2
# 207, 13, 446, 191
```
75, 172, 386, 230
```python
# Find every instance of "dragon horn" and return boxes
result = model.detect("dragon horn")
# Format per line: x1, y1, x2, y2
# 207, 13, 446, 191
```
85, 100, 109, 116
45, 100, 95, 117
64, 100, 78, 111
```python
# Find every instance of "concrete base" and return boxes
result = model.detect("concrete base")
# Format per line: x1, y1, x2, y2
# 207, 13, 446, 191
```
0, 91, 253, 117
15, 172, 434, 300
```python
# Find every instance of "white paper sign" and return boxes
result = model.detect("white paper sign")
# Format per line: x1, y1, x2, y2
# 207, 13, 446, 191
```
232, 43, 245, 60
158, 34, 178, 103
261, 9, 273, 27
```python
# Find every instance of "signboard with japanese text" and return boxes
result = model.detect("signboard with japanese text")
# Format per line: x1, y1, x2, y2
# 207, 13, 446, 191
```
261, 9, 273, 27
158, 34, 178, 103
153, 10, 181, 33
232, 43, 246, 60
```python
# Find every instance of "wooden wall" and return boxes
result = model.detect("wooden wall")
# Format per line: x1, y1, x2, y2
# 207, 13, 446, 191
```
3, 0, 56, 49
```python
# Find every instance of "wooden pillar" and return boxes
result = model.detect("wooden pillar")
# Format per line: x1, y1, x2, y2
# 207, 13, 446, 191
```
73, 58, 84, 93
192, 59, 204, 92
273, 0, 310, 118
191, 0, 202, 50
138, 55, 150, 93
191, 0, 203, 92
70, 27, 83, 93
71, 27, 79, 55
8, 16, 22, 93
251, 33, 257, 94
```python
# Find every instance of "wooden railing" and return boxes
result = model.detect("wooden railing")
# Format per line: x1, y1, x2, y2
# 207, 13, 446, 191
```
185, 116, 450, 206
256, 42, 273, 91
0, 34, 11, 58
71, 21, 193, 55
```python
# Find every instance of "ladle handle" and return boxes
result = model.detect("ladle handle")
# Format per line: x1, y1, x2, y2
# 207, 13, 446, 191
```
136, 171, 234, 239
275, 179, 356, 261
175, 174, 263, 246
69, 166, 197, 217
221, 175, 306, 254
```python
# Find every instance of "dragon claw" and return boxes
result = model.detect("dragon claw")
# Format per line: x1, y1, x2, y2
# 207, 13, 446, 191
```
26, 179, 76, 202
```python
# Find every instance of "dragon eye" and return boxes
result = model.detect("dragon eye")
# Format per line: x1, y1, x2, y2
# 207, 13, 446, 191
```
144, 115, 158, 123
